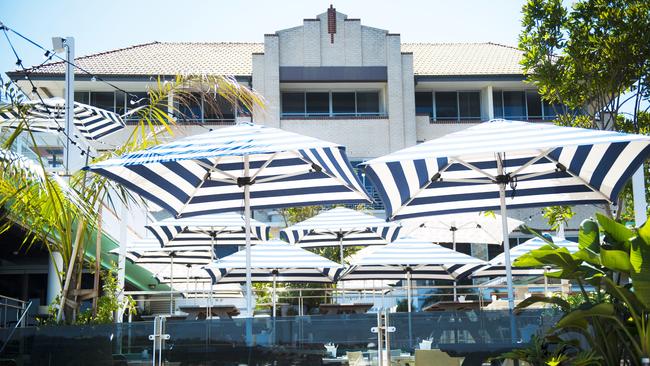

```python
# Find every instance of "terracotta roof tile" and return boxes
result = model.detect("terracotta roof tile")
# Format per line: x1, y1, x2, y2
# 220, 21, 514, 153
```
17, 41, 523, 77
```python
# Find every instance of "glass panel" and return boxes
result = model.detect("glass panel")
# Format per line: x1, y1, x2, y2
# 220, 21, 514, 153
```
115, 91, 126, 116
492, 91, 503, 118
306, 92, 329, 115
89, 91, 114, 112
356, 92, 380, 114
332, 92, 356, 115
543, 100, 563, 119
281, 92, 305, 115
435, 92, 458, 120
74, 91, 89, 104
502, 91, 526, 119
458, 92, 480, 119
526, 91, 542, 119
205, 94, 235, 121
415, 92, 433, 117
177, 92, 202, 121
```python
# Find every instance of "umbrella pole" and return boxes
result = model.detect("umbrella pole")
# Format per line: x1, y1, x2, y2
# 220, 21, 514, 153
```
170, 255, 174, 314
243, 155, 254, 346
209, 235, 215, 318
407, 271, 412, 313
497, 154, 516, 343
272, 273, 277, 318
452, 231, 457, 302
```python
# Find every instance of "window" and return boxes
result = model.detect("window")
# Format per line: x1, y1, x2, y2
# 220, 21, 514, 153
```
281, 92, 305, 115
526, 91, 542, 118
332, 92, 356, 115
178, 92, 202, 120
306, 92, 329, 115
415, 92, 433, 117
90, 92, 115, 113
115, 91, 126, 116
459, 92, 480, 119
280, 91, 382, 117
74, 92, 89, 104
493, 90, 566, 120
429, 91, 481, 121
356, 92, 380, 114
435, 92, 457, 120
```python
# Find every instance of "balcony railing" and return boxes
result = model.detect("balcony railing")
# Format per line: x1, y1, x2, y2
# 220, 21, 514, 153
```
125, 118, 238, 126
281, 112, 388, 120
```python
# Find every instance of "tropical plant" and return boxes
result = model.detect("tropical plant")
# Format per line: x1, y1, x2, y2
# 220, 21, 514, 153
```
506, 214, 650, 365
0, 74, 263, 322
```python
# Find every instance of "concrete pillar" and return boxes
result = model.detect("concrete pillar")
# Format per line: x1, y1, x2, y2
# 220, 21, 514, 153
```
633, 167, 648, 226
401, 53, 417, 147
482, 85, 494, 120
263, 35, 280, 128
386, 34, 406, 152
47, 251, 63, 305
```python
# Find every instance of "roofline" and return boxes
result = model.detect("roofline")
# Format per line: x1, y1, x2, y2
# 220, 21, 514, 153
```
5, 72, 253, 83
415, 74, 525, 82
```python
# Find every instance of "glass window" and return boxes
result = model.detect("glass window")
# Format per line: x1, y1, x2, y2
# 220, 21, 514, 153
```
502, 91, 526, 119
435, 92, 458, 120
281, 92, 305, 115
74, 92, 89, 104
459, 92, 480, 119
356, 92, 380, 114
415, 92, 433, 117
305, 92, 329, 115
543, 100, 564, 119
89, 92, 114, 112
177, 92, 202, 121
526, 91, 542, 118
206, 94, 235, 121
332, 92, 356, 115
115, 91, 126, 116
493, 91, 503, 118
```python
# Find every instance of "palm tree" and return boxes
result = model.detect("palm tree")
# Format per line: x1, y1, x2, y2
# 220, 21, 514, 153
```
0, 75, 264, 322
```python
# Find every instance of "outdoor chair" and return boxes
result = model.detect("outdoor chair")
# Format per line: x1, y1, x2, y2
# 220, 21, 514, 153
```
415, 349, 462, 366
347, 351, 369, 366
501, 360, 531, 366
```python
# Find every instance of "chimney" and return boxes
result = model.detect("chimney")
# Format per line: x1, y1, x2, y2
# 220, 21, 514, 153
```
327, 4, 336, 44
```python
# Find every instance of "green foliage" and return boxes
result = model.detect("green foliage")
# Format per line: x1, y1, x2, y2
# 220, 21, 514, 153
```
542, 206, 576, 231
509, 215, 650, 365
497, 334, 601, 366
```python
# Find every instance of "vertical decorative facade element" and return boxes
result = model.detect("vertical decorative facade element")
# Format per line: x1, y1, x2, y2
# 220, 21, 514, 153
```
327, 5, 337, 44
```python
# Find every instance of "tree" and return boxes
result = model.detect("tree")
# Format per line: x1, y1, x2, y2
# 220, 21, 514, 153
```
0, 75, 263, 322
520, 0, 650, 221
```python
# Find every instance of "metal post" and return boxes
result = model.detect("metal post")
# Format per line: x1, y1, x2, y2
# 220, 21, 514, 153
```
406, 270, 412, 313
384, 310, 391, 365
244, 155, 253, 316
63, 37, 74, 176
376, 312, 384, 366
272, 273, 277, 318
633, 167, 648, 225
452, 229, 457, 301
169, 255, 174, 314
117, 202, 128, 322
497, 154, 514, 311
339, 233, 344, 265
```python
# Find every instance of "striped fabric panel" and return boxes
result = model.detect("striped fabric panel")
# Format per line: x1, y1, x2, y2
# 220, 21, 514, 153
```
203, 240, 342, 284
399, 213, 524, 245
146, 212, 269, 247
0, 97, 125, 141
364, 120, 650, 220
280, 207, 401, 247
87, 123, 370, 218
471, 236, 579, 278
341, 237, 486, 280
110, 244, 215, 265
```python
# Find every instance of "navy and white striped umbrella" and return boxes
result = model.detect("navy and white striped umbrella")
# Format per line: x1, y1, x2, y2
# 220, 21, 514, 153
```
280, 207, 401, 263
364, 119, 650, 309
341, 237, 486, 311
0, 97, 125, 141
204, 240, 343, 316
87, 122, 369, 317
472, 236, 579, 278
146, 212, 269, 248
400, 212, 524, 247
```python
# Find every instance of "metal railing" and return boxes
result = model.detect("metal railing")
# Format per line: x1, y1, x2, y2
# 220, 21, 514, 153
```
0, 295, 29, 329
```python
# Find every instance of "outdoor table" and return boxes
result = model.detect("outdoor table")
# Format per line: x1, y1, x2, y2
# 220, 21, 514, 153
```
319, 303, 373, 315
178, 305, 240, 319
423, 301, 488, 312
322, 356, 348, 364
141, 314, 188, 321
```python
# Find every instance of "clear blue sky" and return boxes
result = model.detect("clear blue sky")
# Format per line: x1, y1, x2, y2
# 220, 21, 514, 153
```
0, 0, 530, 78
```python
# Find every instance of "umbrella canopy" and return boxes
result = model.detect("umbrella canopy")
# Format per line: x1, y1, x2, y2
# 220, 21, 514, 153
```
0, 97, 125, 141
86, 122, 370, 217
204, 240, 343, 284
364, 119, 650, 309
364, 120, 650, 220
400, 212, 524, 247
146, 212, 269, 248
114, 241, 216, 266
86, 122, 369, 317
341, 237, 486, 281
280, 207, 401, 263
472, 236, 579, 278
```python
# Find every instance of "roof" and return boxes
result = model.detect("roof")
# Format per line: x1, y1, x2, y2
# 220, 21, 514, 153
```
401, 42, 524, 76
12, 41, 524, 78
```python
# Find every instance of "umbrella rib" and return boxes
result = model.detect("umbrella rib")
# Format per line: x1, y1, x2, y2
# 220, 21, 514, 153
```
515, 169, 560, 181
450, 157, 497, 181
390, 162, 454, 220
543, 153, 612, 203
249, 152, 279, 181
509, 149, 553, 176
177, 158, 223, 217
